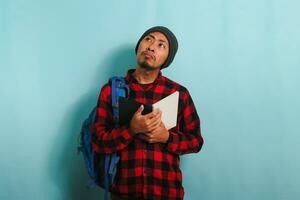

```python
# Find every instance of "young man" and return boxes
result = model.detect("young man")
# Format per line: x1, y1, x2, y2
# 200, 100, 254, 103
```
92, 26, 204, 200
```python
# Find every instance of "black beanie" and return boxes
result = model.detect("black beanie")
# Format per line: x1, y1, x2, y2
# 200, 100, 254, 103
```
135, 26, 178, 69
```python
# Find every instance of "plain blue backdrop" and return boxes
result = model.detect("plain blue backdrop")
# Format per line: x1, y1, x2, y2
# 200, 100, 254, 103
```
1, 0, 299, 200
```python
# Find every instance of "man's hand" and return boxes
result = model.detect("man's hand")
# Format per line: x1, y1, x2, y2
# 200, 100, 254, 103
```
136, 122, 170, 143
130, 105, 162, 134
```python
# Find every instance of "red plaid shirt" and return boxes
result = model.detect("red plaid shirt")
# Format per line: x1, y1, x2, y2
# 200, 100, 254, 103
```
92, 69, 203, 200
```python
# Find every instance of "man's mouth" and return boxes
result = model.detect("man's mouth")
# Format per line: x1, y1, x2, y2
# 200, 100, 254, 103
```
143, 51, 155, 60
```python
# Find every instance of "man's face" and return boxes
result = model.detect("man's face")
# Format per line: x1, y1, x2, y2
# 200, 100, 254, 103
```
136, 32, 169, 70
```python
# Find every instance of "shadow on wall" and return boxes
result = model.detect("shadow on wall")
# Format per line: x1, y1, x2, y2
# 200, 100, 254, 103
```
49, 45, 135, 200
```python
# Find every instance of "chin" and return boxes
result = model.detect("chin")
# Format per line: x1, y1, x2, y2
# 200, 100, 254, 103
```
139, 61, 159, 71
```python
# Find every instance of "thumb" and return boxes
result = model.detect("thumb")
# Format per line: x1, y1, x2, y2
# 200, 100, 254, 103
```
135, 105, 144, 115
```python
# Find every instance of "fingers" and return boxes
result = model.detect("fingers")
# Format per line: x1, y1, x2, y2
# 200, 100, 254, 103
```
147, 118, 162, 132
131, 107, 162, 133
135, 122, 168, 144
145, 110, 162, 131
144, 108, 161, 119
144, 109, 161, 125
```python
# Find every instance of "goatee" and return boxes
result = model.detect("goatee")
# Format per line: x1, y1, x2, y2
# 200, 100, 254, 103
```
139, 61, 157, 71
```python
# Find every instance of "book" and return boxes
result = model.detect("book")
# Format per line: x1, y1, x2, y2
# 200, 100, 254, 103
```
118, 97, 153, 125
118, 91, 179, 130
153, 91, 179, 130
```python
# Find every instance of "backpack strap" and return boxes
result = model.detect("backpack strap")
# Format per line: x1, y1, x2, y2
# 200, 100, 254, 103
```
104, 76, 129, 200
111, 76, 130, 126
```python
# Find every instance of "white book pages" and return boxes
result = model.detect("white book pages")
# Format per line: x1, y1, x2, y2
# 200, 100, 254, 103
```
152, 91, 179, 130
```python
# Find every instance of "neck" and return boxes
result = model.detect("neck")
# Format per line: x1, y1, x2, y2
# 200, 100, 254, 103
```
133, 66, 160, 84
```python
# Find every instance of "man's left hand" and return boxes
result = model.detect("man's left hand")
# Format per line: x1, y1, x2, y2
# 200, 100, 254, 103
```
136, 122, 169, 143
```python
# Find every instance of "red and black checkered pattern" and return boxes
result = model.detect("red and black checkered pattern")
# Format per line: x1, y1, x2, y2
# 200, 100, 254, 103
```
92, 69, 204, 200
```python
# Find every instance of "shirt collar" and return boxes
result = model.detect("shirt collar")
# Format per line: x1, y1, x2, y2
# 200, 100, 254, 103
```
125, 69, 163, 86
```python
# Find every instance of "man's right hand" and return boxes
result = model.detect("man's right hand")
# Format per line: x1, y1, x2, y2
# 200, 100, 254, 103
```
130, 105, 162, 135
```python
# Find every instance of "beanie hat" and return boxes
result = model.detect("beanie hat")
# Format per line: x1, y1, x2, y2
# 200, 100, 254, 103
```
135, 26, 178, 69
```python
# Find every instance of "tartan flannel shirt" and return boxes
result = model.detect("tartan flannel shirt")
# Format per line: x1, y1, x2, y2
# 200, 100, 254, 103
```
92, 69, 204, 200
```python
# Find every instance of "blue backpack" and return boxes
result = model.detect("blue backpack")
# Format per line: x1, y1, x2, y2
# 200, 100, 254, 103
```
78, 76, 129, 200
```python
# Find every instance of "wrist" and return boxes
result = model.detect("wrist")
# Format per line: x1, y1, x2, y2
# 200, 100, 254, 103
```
164, 131, 170, 143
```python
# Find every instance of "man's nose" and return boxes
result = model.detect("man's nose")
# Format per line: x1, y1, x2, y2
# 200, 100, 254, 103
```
147, 43, 155, 52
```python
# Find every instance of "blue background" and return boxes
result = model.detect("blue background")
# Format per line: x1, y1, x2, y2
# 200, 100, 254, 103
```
1, 0, 299, 199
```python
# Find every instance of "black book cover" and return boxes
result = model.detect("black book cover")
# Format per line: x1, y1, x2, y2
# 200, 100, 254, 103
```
118, 97, 153, 125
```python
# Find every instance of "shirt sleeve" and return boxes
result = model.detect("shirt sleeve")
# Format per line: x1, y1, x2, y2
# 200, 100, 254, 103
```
92, 84, 134, 154
166, 88, 204, 155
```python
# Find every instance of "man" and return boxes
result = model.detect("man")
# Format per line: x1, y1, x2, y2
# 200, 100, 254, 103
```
92, 26, 204, 200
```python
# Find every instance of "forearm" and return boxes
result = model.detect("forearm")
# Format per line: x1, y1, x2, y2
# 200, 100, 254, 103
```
92, 123, 134, 154
165, 88, 204, 155
92, 83, 136, 154
166, 128, 203, 155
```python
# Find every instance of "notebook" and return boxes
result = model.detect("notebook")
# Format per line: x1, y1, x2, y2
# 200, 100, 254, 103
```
152, 91, 179, 130
118, 91, 179, 130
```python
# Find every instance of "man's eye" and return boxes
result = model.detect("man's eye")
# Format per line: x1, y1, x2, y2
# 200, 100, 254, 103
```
159, 43, 165, 48
145, 37, 151, 41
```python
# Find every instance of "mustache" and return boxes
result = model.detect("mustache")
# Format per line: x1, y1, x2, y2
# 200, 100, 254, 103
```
142, 50, 156, 60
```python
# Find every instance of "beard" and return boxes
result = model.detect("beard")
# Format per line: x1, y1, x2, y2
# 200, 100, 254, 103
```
138, 60, 158, 71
